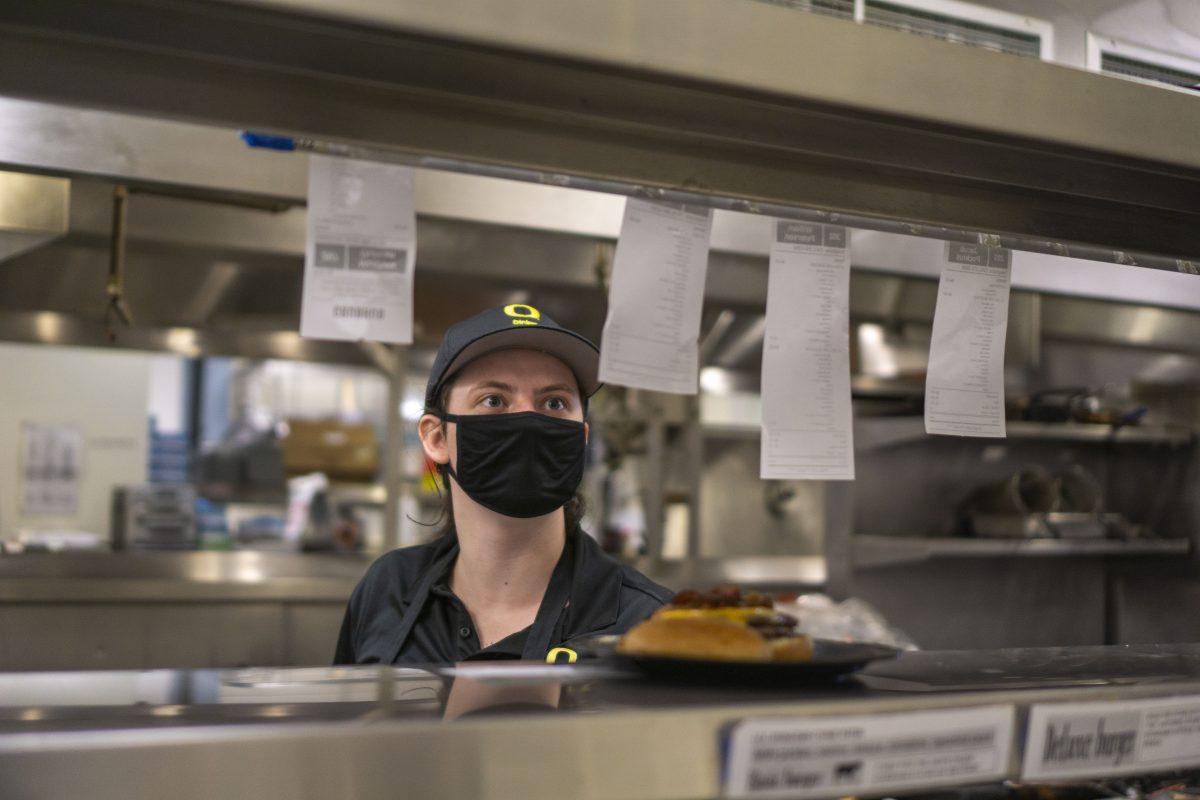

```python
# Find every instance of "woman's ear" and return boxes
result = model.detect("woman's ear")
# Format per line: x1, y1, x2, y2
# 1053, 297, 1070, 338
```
583, 421, 590, 445
418, 414, 451, 466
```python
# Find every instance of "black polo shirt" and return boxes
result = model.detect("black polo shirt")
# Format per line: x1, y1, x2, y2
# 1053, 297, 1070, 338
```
418, 580, 531, 661
334, 525, 672, 665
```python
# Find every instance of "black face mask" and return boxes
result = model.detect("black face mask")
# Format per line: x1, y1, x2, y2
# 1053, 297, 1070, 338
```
436, 411, 587, 519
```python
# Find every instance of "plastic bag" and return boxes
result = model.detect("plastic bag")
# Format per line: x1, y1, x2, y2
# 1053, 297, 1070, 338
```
774, 593, 919, 650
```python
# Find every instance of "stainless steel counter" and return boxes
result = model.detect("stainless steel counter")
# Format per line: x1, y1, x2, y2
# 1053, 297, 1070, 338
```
0, 551, 371, 602
0, 552, 373, 670
2, 645, 1200, 799
0, 551, 825, 601
0, 551, 826, 671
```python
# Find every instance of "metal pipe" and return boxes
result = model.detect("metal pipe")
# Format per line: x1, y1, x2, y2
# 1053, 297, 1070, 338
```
185, 357, 204, 479
261, 133, 1200, 277
698, 309, 736, 366
713, 316, 767, 370
127, 184, 293, 213
641, 414, 666, 559
106, 184, 133, 331
683, 395, 703, 558
1029, 292, 1042, 371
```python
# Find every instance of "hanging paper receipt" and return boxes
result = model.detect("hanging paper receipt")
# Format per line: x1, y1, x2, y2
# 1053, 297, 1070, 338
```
761, 221, 853, 480
300, 154, 416, 344
599, 199, 713, 394
1022, 695, 1200, 781
925, 243, 1012, 437
725, 705, 1014, 799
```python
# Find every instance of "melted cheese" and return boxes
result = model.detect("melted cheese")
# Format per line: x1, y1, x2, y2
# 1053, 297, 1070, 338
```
655, 607, 774, 624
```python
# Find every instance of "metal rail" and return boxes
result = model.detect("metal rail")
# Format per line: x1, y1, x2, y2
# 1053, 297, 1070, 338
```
0, 0, 1199, 264
269, 132, 1200, 275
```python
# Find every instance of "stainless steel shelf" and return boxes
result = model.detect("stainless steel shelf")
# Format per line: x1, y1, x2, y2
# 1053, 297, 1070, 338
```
632, 555, 827, 590
1006, 421, 1195, 446
854, 534, 1192, 568
707, 419, 1196, 447
857, 416, 1196, 451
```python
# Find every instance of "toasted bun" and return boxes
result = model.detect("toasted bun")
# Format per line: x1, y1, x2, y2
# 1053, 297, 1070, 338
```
618, 616, 769, 662
768, 634, 814, 662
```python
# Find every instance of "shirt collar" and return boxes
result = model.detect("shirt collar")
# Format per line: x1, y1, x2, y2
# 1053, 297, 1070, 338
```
408, 525, 625, 639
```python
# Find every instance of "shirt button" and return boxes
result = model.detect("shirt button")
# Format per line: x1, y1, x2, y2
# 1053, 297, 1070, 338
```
458, 626, 471, 639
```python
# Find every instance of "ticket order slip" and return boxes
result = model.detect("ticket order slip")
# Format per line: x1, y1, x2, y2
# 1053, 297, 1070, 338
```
925, 243, 1012, 438
599, 198, 714, 394
760, 221, 854, 480
300, 154, 416, 344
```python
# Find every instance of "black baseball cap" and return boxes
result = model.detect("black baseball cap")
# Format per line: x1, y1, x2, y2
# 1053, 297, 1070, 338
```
423, 304, 601, 409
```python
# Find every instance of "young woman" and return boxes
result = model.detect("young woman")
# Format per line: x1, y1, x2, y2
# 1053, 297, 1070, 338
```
335, 304, 671, 664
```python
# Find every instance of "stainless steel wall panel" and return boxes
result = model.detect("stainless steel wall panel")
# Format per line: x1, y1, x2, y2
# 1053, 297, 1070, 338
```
0, 604, 287, 671
0, 606, 148, 671
0, 170, 69, 261
851, 560, 1107, 649
1112, 569, 1200, 645
699, 437, 825, 557
283, 604, 345, 667
143, 605, 287, 670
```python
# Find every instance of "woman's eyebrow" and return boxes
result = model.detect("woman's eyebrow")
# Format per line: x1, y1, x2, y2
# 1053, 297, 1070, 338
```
537, 383, 579, 396
472, 380, 516, 393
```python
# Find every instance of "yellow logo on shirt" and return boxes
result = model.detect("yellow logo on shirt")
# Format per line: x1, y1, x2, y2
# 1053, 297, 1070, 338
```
504, 304, 541, 327
545, 647, 578, 664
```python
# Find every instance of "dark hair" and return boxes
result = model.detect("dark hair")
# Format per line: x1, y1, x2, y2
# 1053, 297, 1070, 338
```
427, 375, 587, 537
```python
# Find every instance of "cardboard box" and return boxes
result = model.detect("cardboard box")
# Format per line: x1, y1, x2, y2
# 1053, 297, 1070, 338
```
282, 419, 379, 481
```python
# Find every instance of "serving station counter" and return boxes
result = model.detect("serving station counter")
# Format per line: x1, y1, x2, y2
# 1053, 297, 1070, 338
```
3, 644, 1200, 799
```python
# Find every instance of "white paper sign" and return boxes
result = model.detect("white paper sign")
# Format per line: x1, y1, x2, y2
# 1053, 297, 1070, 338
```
20, 423, 82, 516
720, 705, 1012, 796
300, 154, 416, 344
1022, 695, 1200, 781
761, 221, 854, 480
925, 243, 1012, 438
598, 199, 713, 394
725, 705, 1014, 799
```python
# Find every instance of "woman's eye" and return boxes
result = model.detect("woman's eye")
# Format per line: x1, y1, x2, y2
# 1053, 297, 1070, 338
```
545, 397, 567, 412
481, 394, 503, 408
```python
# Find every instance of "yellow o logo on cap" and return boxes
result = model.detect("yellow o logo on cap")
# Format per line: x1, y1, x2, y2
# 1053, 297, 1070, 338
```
504, 304, 541, 327
545, 647, 578, 664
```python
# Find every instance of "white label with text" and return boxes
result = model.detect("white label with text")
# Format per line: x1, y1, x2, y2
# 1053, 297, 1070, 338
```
725, 705, 1014, 799
1022, 695, 1200, 781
